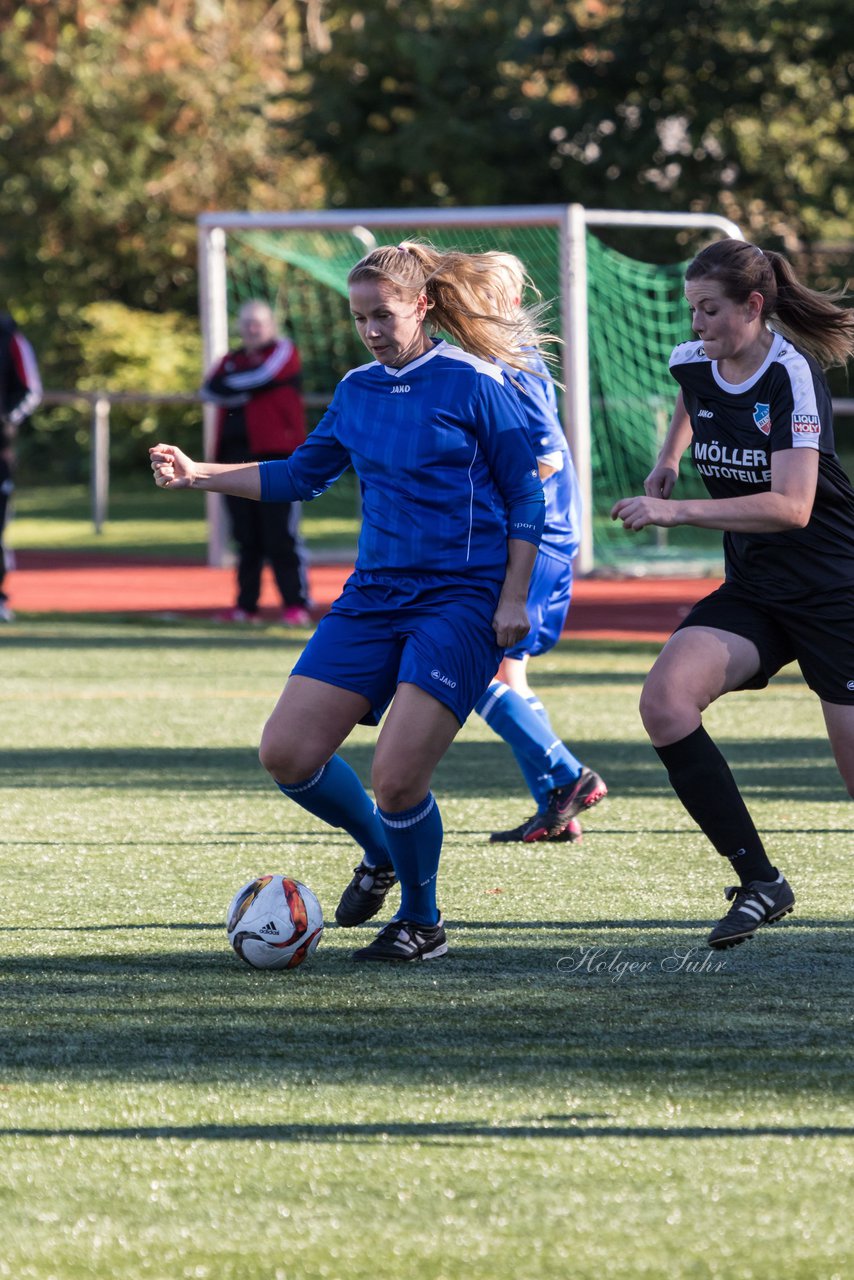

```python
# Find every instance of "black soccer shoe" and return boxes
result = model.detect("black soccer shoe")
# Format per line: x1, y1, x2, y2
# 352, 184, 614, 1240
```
352, 916, 448, 963
707, 876, 796, 950
490, 814, 583, 844
527, 768, 608, 841
335, 859, 398, 928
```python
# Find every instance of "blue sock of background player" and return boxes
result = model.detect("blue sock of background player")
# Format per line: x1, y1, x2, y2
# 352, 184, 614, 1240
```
476, 680, 583, 810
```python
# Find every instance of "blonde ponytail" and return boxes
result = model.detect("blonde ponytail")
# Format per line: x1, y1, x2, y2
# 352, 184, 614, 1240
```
347, 240, 559, 375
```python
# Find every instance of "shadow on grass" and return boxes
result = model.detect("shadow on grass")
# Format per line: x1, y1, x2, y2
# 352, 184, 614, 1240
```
2, 916, 852, 934
3, 1119, 854, 1142
0, 736, 847, 802
1, 922, 852, 1092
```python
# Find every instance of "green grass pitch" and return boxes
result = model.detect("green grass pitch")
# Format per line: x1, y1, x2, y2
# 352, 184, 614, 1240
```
1, 621, 852, 1279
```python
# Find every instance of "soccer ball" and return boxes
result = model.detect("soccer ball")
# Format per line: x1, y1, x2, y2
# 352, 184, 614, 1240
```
226, 875, 323, 970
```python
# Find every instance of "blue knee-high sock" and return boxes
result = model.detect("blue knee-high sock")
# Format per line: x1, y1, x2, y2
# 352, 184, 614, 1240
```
377, 793, 442, 926
509, 741, 552, 809
277, 755, 390, 866
476, 682, 583, 803
519, 695, 555, 804
525, 693, 550, 724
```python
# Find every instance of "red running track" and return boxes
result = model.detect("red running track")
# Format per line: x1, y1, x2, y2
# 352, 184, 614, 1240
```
5, 551, 721, 643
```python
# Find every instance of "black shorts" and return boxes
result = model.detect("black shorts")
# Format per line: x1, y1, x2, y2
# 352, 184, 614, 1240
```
676, 581, 854, 705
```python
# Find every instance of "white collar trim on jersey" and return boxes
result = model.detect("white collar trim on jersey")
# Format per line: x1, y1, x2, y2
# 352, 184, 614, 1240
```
710, 330, 785, 393
383, 339, 447, 377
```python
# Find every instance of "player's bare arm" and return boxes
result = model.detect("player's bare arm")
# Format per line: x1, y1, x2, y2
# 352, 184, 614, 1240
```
612, 446, 819, 534
150, 443, 262, 499
492, 537, 537, 647
644, 392, 692, 499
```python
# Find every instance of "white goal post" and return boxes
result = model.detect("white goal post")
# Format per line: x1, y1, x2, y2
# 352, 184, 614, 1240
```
197, 205, 743, 571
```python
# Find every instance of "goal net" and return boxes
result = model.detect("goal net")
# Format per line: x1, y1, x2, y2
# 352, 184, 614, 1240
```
198, 206, 743, 572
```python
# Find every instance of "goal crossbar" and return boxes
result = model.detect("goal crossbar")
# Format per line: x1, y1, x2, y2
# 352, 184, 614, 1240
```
198, 204, 743, 570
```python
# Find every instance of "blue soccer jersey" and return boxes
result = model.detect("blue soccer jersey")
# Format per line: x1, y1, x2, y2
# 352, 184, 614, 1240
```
259, 339, 544, 581
505, 352, 582, 565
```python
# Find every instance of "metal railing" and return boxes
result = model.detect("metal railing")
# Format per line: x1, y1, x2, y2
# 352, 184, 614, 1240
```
38, 389, 329, 533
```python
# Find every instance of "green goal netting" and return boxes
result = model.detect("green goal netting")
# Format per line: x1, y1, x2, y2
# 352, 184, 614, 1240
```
220, 221, 724, 571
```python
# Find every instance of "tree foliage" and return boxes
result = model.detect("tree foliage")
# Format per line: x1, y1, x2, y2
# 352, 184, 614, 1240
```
0, 0, 322, 475
0, 0, 320, 379
0, 0, 850, 477
296, 0, 853, 249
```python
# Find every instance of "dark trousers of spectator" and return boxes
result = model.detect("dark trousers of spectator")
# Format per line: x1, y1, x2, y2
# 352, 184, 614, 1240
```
0, 458, 12, 603
224, 493, 309, 614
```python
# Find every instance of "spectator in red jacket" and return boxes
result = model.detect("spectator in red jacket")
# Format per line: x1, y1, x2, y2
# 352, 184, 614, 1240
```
0, 312, 43, 623
202, 300, 311, 625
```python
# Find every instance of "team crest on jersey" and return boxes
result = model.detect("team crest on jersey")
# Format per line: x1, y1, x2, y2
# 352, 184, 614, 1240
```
752, 403, 771, 436
792, 413, 820, 435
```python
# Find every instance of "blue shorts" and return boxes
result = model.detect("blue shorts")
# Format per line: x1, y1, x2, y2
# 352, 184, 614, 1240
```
504, 551, 573, 660
292, 571, 504, 725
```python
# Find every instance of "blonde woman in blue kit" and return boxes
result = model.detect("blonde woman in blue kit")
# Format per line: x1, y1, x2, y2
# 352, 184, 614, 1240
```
152, 242, 550, 963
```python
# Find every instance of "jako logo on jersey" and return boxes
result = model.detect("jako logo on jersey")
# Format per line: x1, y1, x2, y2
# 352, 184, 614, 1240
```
697, 409, 714, 419
431, 669, 457, 689
792, 413, 820, 435
847, 680, 854, 692
390, 385, 411, 394
752, 403, 771, 435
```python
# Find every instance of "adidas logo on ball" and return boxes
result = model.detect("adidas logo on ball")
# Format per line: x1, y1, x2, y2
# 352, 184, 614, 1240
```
226, 875, 324, 970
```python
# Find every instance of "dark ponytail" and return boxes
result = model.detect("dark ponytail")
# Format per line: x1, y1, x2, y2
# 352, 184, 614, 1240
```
686, 239, 854, 368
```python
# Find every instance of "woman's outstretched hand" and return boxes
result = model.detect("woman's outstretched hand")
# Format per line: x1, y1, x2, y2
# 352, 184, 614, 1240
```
150, 444, 197, 490
610, 495, 677, 531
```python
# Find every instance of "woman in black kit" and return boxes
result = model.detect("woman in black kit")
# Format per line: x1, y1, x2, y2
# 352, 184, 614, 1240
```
612, 238, 854, 951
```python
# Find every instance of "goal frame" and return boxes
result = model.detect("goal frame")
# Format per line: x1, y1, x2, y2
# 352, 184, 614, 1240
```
197, 204, 743, 570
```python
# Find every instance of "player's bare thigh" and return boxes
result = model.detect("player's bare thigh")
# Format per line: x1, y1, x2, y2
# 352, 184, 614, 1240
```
372, 682, 461, 811
820, 701, 854, 799
640, 626, 762, 746
259, 674, 371, 784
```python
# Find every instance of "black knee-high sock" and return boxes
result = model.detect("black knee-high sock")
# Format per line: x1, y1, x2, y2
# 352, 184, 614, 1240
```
654, 725, 776, 884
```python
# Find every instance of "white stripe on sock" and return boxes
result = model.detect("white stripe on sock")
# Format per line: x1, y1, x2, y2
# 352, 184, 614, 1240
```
379, 794, 436, 829
280, 765, 325, 794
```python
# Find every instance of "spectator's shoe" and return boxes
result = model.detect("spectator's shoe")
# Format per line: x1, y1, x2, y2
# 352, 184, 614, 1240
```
490, 814, 583, 844
335, 859, 398, 927
0, 601, 15, 623
280, 606, 312, 626
707, 876, 796, 950
352, 916, 448, 963
216, 608, 260, 624
523, 769, 608, 842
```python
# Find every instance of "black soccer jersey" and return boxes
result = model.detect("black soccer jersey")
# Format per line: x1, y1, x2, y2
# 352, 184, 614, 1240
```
670, 332, 854, 600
